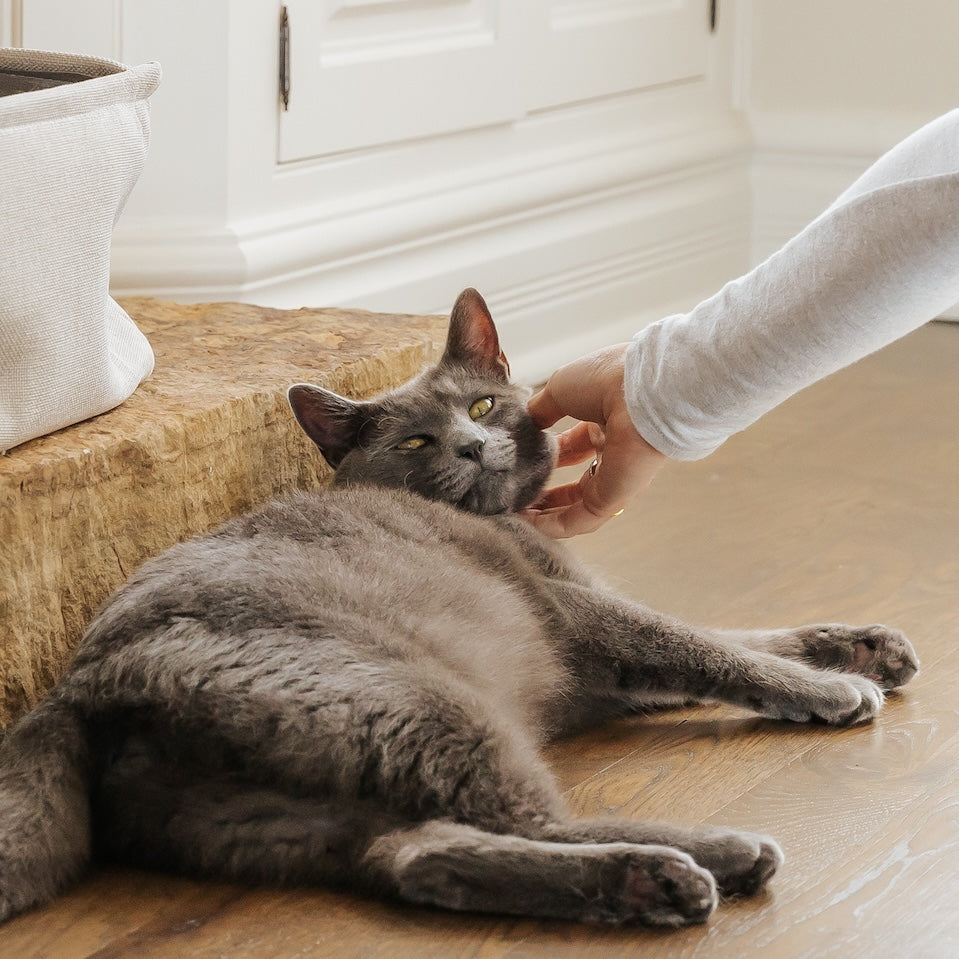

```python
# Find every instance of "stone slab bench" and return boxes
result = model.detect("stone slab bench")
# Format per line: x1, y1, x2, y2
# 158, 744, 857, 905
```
0, 299, 446, 727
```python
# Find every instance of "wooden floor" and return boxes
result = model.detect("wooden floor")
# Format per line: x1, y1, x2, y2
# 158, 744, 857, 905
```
3, 322, 958, 958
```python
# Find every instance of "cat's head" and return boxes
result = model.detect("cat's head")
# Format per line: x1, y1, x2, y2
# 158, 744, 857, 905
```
287, 288, 557, 515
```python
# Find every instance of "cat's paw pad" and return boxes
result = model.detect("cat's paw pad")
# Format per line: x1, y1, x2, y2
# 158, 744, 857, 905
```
690, 831, 784, 899
619, 847, 717, 927
800, 623, 919, 690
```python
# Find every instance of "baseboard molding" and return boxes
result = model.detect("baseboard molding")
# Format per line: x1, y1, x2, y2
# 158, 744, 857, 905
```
111, 93, 753, 384
111, 164, 750, 385
485, 222, 749, 385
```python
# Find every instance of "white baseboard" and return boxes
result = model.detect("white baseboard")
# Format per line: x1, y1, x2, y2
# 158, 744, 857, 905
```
110, 88, 753, 385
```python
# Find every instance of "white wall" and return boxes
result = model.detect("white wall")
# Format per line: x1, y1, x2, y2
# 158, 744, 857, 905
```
749, 0, 959, 119
744, 0, 959, 263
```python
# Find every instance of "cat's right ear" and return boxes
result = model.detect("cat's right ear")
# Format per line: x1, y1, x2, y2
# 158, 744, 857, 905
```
443, 288, 510, 380
287, 384, 365, 469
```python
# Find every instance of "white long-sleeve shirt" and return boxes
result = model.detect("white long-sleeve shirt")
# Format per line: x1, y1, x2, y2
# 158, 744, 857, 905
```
624, 109, 959, 461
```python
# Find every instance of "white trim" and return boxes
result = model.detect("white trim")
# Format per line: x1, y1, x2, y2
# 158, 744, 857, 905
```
486, 222, 749, 384
112, 92, 752, 383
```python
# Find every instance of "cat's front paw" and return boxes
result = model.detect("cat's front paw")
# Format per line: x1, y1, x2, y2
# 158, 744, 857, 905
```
797, 623, 919, 690
814, 673, 884, 726
767, 672, 883, 726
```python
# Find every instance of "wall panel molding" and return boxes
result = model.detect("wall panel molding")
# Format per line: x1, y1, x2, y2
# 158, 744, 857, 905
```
279, 0, 522, 160
320, 0, 498, 65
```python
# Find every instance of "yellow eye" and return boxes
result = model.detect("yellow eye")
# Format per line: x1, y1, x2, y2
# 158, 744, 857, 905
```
469, 397, 494, 420
395, 436, 429, 451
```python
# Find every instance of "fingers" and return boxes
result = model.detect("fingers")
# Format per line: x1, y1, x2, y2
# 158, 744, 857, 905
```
528, 478, 587, 512
523, 461, 627, 539
525, 343, 666, 538
527, 344, 631, 429
554, 421, 604, 467
525, 411, 668, 538
522, 501, 611, 539
582, 411, 645, 512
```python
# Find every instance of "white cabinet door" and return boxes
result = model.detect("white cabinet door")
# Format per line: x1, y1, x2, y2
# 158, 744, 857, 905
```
279, 0, 526, 162
522, 0, 709, 111
279, 0, 710, 164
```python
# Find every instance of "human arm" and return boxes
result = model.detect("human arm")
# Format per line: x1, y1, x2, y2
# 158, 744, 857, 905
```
525, 109, 959, 537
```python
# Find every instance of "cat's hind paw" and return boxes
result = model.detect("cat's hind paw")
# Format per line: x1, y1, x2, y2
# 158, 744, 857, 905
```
618, 847, 717, 927
685, 829, 784, 899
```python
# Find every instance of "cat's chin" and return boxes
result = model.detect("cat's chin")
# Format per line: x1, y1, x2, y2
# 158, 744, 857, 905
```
457, 469, 552, 516
456, 477, 513, 516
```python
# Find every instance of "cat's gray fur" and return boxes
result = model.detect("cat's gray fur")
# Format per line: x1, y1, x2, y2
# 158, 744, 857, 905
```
0, 289, 919, 927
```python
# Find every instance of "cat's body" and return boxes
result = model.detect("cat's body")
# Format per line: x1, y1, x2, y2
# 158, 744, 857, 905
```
0, 290, 919, 927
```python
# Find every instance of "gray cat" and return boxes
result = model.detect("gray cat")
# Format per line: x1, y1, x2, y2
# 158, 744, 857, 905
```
0, 289, 919, 927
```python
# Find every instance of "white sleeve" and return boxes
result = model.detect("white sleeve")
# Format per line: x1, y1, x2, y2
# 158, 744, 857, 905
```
624, 109, 959, 461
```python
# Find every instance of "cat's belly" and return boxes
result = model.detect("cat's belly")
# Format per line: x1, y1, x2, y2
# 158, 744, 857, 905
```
74, 518, 566, 739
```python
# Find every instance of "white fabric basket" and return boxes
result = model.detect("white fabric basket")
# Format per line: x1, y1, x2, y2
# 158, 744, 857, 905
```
0, 49, 161, 453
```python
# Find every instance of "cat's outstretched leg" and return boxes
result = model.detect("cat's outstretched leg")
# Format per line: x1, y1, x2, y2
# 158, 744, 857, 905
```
363, 820, 718, 927
538, 820, 782, 899
96, 737, 721, 926
553, 584, 888, 727
717, 623, 919, 690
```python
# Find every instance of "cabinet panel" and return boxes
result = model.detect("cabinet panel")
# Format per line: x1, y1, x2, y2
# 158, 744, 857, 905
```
279, 0, 525, 162
279, 0, 709, 163
523, 0, 709, 111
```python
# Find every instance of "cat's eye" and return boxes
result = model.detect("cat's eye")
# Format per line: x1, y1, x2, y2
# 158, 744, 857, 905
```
469, 397, 494, 420
395, 436, 429, 451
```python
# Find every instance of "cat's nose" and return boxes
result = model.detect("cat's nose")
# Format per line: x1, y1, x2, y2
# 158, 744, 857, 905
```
458, 439, 485, 462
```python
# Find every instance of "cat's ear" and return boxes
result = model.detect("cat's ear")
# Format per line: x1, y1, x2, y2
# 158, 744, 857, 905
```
287, 384, 366, 468
442, 288, 510, 380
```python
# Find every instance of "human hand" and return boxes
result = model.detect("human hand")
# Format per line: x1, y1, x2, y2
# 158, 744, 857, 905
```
523, 344, 667, 538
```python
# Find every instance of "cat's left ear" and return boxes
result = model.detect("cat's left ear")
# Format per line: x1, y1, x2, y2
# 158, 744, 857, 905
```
287, 384, 366, 468
442, 288, 510, 380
